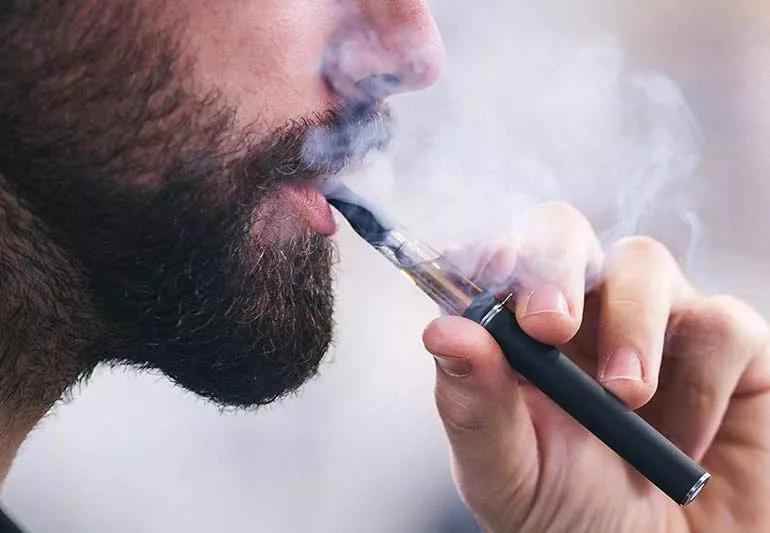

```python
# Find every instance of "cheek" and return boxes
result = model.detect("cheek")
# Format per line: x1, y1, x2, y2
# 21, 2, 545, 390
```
182, 0, 338, 133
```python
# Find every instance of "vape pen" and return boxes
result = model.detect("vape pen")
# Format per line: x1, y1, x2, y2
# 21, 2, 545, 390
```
328, 185, 710, 507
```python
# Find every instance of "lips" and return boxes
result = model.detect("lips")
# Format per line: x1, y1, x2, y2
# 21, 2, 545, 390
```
279, 182, 337, 235
274, 101, 392, 236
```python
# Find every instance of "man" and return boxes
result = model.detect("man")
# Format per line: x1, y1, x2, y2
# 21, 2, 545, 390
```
0, 2, 768, 532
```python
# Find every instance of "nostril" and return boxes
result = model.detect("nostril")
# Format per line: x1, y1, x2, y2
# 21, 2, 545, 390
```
354, 74, 402, 100
322, 9, 444, 102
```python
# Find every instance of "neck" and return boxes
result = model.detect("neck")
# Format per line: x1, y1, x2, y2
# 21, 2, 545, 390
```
0, 175, 101, 484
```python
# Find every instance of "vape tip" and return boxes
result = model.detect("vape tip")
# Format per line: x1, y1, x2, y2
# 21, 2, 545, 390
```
681, 473, 711, 507
327, 198, 391, 245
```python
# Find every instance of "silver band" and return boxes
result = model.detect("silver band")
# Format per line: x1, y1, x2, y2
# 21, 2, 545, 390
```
480, 294, 514, 329
681, 473, 711, 507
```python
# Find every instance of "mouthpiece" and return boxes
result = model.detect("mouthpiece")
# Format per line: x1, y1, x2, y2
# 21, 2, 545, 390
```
326, 198, 393, 246
327, 189, 483, 316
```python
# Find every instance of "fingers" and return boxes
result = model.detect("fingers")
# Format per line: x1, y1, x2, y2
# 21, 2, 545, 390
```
596, 236, 694, 408
423, 316, 538, 528
641, 295, 769, 460
507, 203, 603, 346
444, 239, 517, 289
444, 202, 602, 347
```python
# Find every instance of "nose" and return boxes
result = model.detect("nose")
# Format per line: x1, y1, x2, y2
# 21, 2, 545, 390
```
323, 1, 446, 102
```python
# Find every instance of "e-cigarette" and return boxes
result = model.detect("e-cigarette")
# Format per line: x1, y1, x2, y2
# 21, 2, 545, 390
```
327, 185, 710, 507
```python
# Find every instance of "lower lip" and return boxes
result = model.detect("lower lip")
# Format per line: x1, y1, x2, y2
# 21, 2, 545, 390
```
280, 183, 337, 235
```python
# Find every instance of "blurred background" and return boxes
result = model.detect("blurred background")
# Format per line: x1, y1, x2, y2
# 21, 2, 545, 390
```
4, 0, 770, 531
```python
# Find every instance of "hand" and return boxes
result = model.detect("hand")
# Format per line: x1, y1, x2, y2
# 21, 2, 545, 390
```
423, 202, 770, 533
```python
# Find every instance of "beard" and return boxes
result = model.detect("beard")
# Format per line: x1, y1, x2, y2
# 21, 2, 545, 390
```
0, 2, 389, 408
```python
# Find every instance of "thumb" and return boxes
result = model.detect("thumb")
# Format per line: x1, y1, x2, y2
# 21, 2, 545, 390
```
423, 316, 540, 529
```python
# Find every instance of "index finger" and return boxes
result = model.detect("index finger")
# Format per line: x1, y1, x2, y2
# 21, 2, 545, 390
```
509, 202, 603, 346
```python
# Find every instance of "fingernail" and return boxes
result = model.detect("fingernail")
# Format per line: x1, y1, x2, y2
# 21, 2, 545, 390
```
433, 355, 472, 378
602, 348, 644, 383
524, 286, 570, 317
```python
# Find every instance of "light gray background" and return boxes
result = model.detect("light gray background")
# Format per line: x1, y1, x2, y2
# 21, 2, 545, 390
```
4, 1, 770, 532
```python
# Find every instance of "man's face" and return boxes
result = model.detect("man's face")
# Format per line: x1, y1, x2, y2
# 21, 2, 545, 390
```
0, 2, 443, 407
175, 0, 444, 138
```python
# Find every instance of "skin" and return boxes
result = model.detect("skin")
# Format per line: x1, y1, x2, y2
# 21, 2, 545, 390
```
424, 203, 770, 532
0, 2, 768, 532
0, 0, 443, 476
167, 0, 445, 134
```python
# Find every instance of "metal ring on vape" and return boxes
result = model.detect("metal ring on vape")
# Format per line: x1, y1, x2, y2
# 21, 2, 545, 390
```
480, 294, 514, 329
681, 473, 711, 507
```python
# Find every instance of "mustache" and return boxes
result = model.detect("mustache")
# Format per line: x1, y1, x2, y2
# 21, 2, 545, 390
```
301, 101, 394, 175
242, 101, 393, 184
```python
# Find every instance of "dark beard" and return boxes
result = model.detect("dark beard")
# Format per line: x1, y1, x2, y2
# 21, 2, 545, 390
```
0, 2, 345, 407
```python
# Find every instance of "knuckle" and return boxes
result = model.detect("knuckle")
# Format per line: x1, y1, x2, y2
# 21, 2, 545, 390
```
538, 202, 595, 236
515, 203, 599, 283
700, 294, 769, 350
681, 375, 721, 414
533, 201, 586, 222
435, 385, 487, 434
614, 235, 673, 263
521, 202, 594, 240
606, 296, 656, 319
697, 299, 742, 343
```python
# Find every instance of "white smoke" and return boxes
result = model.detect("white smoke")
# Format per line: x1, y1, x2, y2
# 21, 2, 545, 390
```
328, 9, 705, 280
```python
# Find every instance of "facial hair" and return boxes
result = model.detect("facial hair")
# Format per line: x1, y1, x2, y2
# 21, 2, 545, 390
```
0, 1, 353, 408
